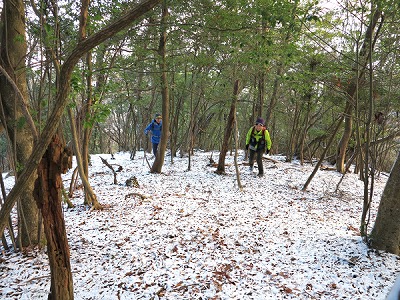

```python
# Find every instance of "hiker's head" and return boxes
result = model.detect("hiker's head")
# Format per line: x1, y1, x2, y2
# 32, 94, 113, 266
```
154, 113, 162, 123
255, 117, 265, 127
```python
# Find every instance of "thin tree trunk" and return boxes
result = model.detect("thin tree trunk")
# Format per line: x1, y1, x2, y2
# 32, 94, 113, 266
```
256, 72, 264, 117
233, 113, 242, 190
151, 0, 169, 173
171, 87, 184, 157
286, 101, 301, 162
188, 77, 194, 171
302, 115, 344, 191
82, 51, 93, 204
360, 12, 376, 238
336, 101, 353, 173
79, 0, 95, 205
68, 108, 102, 209
0, 167, 16, 250
216, 80, 240, 175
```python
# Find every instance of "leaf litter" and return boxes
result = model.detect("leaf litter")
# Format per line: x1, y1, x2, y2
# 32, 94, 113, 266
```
0, 150, 399, 299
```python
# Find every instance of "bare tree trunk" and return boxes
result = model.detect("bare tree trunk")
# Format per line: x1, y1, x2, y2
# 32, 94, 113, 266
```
256, 72, 264, 117
369, 151, 400, 255
187, 78, 194, 171
336, 100, 353, 173
151, 0, 169, 173
286, 101, 301, 162
82, 51, 93, 204
233, 114, 242, 190
34, 134, 74, 300
68, 108, 102, 209
216, 80, 240, 175
171, 85, 184, 157
79, 0, 97, 205
360, 14, 376, 238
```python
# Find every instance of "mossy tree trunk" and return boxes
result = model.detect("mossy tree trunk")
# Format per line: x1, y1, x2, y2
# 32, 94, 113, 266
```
0, 0, 43, 248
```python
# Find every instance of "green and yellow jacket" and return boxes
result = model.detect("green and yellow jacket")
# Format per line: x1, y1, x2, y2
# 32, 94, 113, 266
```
245, 126, 272, 151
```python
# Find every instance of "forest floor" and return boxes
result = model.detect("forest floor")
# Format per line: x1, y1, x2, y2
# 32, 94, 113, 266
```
1, 150, 399, 299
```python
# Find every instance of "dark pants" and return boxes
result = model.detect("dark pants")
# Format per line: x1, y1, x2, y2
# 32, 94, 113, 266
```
249, 149, 264, 175
152, 143, 159, 156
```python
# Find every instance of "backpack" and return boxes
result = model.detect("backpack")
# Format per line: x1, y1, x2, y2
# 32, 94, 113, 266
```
151, 120, 162, 131
249, 126, 266, 150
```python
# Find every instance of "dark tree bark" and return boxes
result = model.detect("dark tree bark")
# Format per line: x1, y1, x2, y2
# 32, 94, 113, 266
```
216, 80, 240, 175
151, 1, 169, 173
34, 134, 73, 299
369, 151, 400, 255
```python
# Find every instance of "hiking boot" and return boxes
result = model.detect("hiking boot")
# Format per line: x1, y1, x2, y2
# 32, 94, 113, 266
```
257, 173, 264, 177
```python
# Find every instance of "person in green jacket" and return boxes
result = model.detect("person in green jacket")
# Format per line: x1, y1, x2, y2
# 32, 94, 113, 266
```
245, 117, 272, 177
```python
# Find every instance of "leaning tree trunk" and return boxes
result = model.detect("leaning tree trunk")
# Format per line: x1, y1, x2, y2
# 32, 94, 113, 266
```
216, 80, 240, 175
0, 0, 43, 247
34, 134, 74, 299
68, 108, 102, 209
369, 151, 400, 255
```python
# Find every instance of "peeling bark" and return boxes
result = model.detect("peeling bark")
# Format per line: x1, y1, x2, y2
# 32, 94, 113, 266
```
34, 134, 73, 299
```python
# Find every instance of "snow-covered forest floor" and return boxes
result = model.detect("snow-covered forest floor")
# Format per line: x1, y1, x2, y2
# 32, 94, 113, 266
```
1, 150, 399, 299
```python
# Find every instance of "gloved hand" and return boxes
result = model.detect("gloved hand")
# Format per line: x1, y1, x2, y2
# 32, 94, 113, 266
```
265, 149, 270, 155
245, 144, 249, 150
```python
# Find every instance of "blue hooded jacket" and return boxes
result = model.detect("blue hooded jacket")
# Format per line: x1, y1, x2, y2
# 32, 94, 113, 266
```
144, 119, 162, 144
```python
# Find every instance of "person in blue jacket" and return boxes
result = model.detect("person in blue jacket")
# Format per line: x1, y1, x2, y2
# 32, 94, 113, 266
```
144, 113, 162, 157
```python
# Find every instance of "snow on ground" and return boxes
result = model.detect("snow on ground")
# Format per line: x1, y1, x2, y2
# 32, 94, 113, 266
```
0, 150, 399, 299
